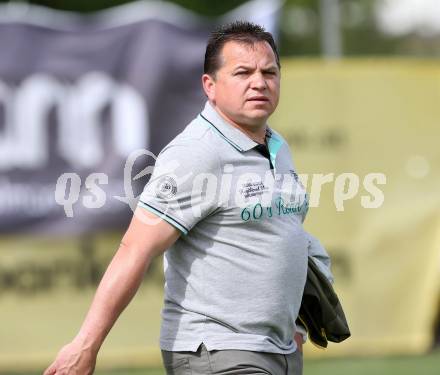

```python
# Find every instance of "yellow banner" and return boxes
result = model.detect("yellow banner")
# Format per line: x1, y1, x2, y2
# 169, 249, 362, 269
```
0, 233, 165, 371
271, 59, 440, 357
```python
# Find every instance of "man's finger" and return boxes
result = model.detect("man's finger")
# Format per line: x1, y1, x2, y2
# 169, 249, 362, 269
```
294, 333, 303, 353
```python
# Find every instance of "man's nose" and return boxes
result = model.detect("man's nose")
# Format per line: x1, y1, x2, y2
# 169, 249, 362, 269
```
250, 72, 267, 90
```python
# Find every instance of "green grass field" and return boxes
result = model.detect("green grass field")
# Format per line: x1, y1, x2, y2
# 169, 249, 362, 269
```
6, 350, 439, 375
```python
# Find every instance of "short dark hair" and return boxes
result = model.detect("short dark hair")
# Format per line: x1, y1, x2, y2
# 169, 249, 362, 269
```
204, 21, 280, 77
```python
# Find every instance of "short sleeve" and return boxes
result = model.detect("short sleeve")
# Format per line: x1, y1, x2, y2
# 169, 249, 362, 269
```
137, 142, 221, 234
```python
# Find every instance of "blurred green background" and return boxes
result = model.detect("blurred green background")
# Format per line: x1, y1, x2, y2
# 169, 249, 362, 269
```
1, 0, 437, 57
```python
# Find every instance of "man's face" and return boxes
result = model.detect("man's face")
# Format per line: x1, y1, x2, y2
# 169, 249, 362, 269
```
203, 40, 280, 128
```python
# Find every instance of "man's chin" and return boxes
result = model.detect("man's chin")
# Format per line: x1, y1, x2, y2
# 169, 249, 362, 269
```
236, 117, 269, 129
244, 108, 273, 123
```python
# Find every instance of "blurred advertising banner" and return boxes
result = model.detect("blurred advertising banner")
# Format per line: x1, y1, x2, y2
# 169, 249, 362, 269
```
271, 60, 440, 357
0, 0, 282, 236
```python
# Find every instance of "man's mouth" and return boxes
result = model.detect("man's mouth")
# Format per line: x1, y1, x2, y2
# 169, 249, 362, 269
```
247, 96, 269, 102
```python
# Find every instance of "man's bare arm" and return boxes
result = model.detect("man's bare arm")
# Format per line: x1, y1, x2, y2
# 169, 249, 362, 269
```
43, 207, 180, 375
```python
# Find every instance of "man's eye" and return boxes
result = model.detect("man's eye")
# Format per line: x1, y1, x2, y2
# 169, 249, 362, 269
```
265, 71, 277, 75
235, 71, 248, 75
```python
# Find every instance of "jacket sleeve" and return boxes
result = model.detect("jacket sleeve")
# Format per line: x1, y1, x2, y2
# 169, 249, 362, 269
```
304, 231, 335, 284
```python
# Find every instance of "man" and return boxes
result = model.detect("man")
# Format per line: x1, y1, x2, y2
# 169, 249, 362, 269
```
44, 21, 333, 375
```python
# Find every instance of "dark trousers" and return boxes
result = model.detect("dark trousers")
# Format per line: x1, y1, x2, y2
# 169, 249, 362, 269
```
161, 343, 303, 374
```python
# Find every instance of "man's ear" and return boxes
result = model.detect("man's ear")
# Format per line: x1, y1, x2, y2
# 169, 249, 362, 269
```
202, 73, 216, 102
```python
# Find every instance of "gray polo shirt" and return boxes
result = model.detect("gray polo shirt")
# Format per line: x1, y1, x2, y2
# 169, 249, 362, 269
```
138, 101, 330, 354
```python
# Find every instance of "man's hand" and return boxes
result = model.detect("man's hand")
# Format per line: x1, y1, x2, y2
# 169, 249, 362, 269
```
43, 338, 97, 375
294, 332, 303, 353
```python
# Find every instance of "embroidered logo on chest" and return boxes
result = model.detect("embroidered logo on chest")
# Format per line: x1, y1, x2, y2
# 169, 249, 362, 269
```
239, 181, 269, 199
